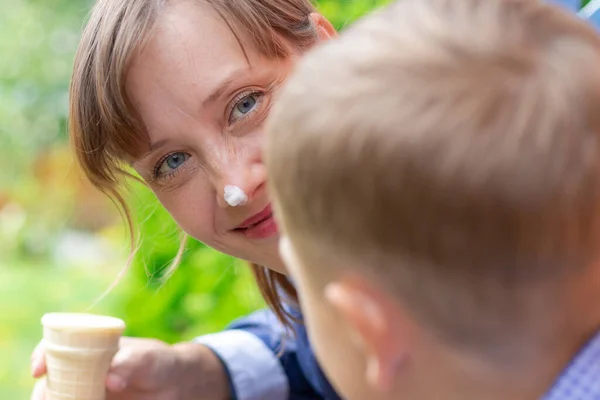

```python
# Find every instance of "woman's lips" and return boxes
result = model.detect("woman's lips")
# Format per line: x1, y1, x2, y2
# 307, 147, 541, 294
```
235, 204, 279, 240
243, 214, 279, 239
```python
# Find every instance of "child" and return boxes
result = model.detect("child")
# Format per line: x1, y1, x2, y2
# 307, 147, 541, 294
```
266, 0, 600, 399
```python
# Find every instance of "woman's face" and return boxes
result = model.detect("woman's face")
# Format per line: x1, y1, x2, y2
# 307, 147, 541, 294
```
127, 1, 328, 272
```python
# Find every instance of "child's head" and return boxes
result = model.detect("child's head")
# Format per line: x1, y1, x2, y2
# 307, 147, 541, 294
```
267, 0, 600, 398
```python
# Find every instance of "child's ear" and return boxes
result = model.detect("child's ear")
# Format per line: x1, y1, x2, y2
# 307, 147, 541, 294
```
309, 13, 337, 41
325, 278, 409, 392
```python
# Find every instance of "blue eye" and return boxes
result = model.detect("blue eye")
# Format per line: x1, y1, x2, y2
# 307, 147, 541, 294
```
238, 95, 256, 114
156, 152, 189, 177
230, 92, 262, 123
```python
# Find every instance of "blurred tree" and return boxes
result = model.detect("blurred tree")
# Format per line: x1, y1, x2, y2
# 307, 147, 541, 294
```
0, 0, 113, 263
0, 0, 90, 189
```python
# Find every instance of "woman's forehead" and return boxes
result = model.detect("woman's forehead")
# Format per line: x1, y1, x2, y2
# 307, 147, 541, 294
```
123, 0, 294, 156
133, 1, 254, 81
125, 0, 268, 122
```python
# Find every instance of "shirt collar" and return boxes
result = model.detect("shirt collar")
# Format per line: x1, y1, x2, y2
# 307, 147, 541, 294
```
542, 331, 600, 400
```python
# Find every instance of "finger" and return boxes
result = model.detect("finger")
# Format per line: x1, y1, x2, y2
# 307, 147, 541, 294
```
105, 347, 135, 392
106, 372, 127, 393
31, 343, 46, 378
30, 378, 46, 400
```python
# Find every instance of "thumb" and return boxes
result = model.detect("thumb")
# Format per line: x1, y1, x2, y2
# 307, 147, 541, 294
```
31, 342, 46, 378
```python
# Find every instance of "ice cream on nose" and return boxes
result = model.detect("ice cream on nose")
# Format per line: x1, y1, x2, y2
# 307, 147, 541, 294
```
224, 185, 248, 207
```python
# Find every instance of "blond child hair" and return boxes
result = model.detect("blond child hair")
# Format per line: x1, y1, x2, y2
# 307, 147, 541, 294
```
267, 0, 600, 357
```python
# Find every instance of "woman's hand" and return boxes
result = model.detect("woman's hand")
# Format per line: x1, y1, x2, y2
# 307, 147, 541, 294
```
30, 336, 231, 400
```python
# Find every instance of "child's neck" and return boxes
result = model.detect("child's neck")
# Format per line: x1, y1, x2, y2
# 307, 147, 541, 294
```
403, 281, 600, 400
410, 340, 582, 400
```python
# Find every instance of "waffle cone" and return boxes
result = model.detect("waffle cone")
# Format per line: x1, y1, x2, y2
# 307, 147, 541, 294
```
41, 313, 125, 400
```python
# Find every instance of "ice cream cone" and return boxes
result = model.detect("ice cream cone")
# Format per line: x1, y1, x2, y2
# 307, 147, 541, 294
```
41, 313, 125, 400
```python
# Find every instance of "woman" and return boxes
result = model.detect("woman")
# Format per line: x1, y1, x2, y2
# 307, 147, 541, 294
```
30, 0, 597, 399
32, 0, 340, 399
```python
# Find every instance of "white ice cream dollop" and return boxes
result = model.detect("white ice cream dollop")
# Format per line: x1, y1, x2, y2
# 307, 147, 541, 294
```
224, 185, 248, 207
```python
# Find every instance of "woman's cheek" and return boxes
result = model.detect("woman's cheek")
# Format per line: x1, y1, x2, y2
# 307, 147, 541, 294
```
153, 185, 214, 239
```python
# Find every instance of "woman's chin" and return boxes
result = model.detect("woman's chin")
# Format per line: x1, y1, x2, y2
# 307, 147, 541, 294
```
204, 227, 285, 272
242, 240, 287, 274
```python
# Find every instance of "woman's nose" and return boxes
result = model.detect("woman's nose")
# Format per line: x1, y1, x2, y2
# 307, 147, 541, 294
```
215, 162, 267, 209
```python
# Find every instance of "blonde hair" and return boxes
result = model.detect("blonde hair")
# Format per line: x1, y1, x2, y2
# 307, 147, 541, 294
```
70, 0, 320, 326
267, 0, 600, 350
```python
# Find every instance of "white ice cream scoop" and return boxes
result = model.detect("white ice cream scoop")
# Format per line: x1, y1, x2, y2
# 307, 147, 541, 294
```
224, 185, 248, 207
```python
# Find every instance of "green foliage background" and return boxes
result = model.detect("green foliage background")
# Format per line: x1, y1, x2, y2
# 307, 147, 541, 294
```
0, 0, 390, 398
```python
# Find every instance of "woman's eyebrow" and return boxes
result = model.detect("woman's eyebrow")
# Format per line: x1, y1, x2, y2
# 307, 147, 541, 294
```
133, 139, 168, 164
202, 66, 250, 109
147, 139, 168, 154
